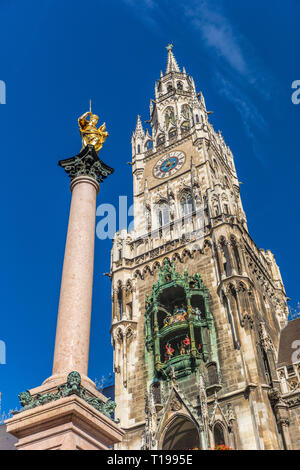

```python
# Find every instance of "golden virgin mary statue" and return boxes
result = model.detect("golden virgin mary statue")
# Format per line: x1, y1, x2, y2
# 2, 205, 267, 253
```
78, 102, 108, 153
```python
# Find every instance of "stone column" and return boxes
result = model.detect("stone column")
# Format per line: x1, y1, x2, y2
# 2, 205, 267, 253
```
44, 144, 114, 387
51, 175, 98, 379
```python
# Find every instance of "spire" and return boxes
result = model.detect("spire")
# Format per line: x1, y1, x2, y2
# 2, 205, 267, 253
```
134, 115, 145, 137
166, 44, 180, 74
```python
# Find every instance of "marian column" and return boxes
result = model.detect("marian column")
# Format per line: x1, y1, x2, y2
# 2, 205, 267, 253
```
49, 107, 114, 385
48, 111, 113, 385
6, 107, 124, 450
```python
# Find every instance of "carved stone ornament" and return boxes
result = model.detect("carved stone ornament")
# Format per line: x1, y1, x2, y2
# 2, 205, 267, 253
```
15, 371, 119, 422
58, 144, 114, 184
225, 403, 236, 424
241, 313, 254, 329
170, 396, 182, 412
258, 321, 274, 351
268, 387, 282, 406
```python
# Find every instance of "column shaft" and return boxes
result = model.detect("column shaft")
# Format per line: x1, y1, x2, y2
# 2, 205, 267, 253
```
52, 176, 99, 377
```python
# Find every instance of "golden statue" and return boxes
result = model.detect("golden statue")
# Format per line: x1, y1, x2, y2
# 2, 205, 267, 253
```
78, 101, 108, 153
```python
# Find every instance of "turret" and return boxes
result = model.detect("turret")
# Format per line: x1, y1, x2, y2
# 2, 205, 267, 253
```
131, 115, 146, 158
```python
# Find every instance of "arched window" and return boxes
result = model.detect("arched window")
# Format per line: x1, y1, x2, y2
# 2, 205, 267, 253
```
167, 83, 173, 93
157, 203, 170, 228
165, 107, 175, 129
137, 144, 141, 154
231, 238, 242, 275
214, 423, 225, 446
117, 288, 123, 319
181, 193, 193, 215
177, 81, 183, 91
157, 134, 165, 146
181, 104, 190, 120
195, 114, 199, 123
223, 293, 239, 349
181, 121, 190, 134
220, 239, 231, 277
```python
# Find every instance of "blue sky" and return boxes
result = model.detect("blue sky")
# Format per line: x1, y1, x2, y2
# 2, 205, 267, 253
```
0, 0, 299, 414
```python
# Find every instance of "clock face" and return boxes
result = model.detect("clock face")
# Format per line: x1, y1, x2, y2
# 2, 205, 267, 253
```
153, 151, 185, 179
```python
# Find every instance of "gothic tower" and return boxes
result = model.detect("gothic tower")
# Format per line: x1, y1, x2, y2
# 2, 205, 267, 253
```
110, 46, 289, 450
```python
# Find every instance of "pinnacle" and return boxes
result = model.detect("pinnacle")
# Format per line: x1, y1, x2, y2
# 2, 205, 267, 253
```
166, 44, 180, 74
135, 115, 145, 135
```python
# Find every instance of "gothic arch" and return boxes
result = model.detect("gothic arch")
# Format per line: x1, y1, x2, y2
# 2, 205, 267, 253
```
171, 252, 181, 263
152, 261, 161, 273
212, 421, 228, 447
164, 106, 175, 130
145, 139, 153, 150
180, 190, 194, 216
143, 265, 153, 278
182, 248, 193, 260
159, 413, 201, 450
181, 103, 191, 120
154, 200, 170, 229
133, 269, 143, 280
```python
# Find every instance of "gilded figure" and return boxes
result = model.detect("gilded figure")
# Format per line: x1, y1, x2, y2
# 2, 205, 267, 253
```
78, 104, 108, 153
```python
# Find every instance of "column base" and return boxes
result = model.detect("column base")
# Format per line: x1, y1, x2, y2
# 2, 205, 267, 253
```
42, 372, 98, 396
6, 394, 124, 450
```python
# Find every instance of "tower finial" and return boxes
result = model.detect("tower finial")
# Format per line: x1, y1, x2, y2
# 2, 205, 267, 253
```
165, 44, 180, 74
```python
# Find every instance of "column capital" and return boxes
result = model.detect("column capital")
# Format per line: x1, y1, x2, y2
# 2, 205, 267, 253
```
58, 144, 114, 186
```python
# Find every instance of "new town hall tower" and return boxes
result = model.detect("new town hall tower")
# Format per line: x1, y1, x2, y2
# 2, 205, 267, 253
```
109, 46, 293, 450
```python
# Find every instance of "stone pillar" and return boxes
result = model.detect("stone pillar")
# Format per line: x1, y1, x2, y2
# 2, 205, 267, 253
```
51, 176, 98, 380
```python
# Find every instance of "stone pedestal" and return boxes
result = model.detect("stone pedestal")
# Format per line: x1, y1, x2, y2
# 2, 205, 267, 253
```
6, 395, 124, 450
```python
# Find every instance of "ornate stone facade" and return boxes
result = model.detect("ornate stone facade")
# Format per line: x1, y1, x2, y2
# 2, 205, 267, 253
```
110, 47, 293, 450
